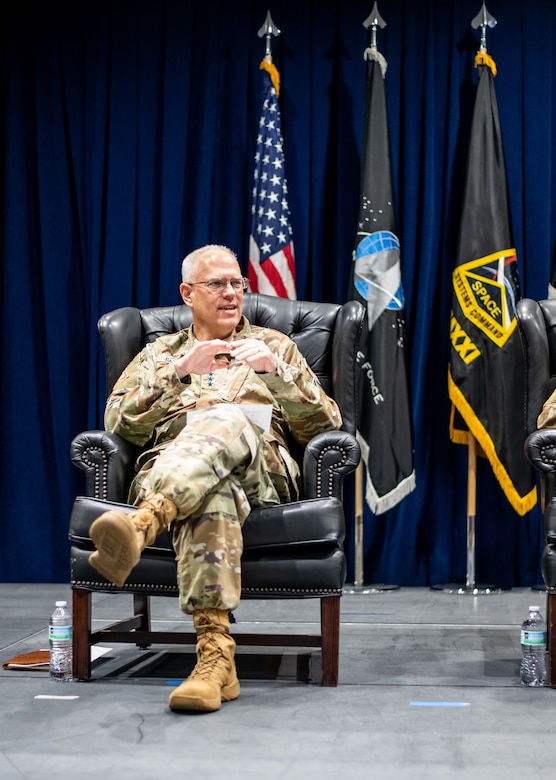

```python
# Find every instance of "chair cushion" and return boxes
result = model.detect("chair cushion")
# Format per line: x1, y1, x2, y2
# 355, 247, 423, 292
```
70, 544, 346, 597
241, 497, 345, 550
69, 495, 345, 555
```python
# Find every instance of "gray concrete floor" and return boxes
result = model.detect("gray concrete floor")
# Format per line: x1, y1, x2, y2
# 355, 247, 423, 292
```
1, 584, 555, 779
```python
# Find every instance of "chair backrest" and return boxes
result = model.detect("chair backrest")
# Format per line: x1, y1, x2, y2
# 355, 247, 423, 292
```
516, 297, 556, 434
98, 292, 365, 436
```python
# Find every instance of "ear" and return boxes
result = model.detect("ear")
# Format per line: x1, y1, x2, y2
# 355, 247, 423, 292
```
179, 282, 193, 306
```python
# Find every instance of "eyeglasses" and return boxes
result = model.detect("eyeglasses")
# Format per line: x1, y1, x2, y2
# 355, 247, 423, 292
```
187, 277, 249, 293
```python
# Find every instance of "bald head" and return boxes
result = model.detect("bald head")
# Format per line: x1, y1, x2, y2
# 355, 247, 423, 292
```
181, 245, 238, 284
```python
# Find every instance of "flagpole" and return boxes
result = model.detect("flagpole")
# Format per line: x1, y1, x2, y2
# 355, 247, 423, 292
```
344, 460, 400, 594
249, 11, 297, 300
344, 462, 374, 593
432, 434, 498, 594
354, 462, 365, 587
344, 2, 402, 596
465, 435, 477, 589
434, 3, 502, 596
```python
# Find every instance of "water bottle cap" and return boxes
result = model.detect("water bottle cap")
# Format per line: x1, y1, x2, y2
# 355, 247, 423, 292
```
529, 605, 540, 611
55, 601, 67, 607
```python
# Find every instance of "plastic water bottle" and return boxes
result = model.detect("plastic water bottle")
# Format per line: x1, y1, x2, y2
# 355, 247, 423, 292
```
520, 605, 547, 687
49, 600, 73, 682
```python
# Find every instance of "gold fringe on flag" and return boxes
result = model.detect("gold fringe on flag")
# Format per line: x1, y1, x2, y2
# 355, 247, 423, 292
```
474, 51, 497, 76
260, 59, 280, 96
448, 370, 537, 516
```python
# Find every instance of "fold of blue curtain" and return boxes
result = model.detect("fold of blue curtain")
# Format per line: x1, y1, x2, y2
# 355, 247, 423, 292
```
1, 0, 554, 585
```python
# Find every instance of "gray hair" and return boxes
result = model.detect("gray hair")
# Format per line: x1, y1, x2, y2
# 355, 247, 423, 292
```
181, 245, 238, 283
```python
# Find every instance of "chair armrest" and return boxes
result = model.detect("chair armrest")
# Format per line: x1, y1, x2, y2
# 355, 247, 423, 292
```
303, 430, 360, 500
71, 427, 360, 504
70, 431, 139, 502
525, 429, 556, 474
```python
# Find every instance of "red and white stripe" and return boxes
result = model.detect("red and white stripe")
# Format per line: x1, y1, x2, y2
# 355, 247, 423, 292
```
248, 236, 297, 299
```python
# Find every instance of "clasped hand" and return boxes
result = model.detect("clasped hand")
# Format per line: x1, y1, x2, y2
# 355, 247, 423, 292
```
175, 338, 277, 379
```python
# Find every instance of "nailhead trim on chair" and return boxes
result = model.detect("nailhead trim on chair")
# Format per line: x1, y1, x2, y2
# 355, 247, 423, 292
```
71, 580, 343, 596
71, 579, 177, 591
539, 446, 556, 466
241, 587, 343, 595
316, 446, 348, 498
80, 447, 108, 500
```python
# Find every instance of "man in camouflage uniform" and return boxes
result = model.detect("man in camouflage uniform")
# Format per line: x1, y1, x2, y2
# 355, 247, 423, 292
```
89, 244, 342, 713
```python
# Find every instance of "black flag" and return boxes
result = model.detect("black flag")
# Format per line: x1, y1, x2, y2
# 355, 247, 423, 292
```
351, 52, 415, 514
448, 56, 537, 515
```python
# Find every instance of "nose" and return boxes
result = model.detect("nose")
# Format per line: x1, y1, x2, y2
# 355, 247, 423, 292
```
221, 280, 243, 295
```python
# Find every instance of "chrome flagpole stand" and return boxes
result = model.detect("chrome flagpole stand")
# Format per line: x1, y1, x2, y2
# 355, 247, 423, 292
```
431, 435, 499, 595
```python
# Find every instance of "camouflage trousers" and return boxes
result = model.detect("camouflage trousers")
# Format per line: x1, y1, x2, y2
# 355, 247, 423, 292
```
134, 405, 296, 614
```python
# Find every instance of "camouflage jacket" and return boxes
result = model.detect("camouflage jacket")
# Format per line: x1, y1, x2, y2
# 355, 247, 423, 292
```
538, 386, 556, 429
104, 316, 342, 476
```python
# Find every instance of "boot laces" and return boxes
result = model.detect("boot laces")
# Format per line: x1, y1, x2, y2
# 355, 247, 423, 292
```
133, 510, 154, 534
190, 637, 229, 681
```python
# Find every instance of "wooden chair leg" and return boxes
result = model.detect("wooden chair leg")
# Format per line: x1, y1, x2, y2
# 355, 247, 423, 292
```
72, 588, 92, 681
133, 593, 152, 649
547, 591, 556, 687
320, 595, 340, 686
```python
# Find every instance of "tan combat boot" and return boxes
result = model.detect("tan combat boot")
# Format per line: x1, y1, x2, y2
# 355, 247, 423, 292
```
168, 608, 240, 713
89, 491, 177, 587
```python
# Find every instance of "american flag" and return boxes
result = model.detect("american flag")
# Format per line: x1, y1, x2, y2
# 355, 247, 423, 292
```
248, 65, 296, 299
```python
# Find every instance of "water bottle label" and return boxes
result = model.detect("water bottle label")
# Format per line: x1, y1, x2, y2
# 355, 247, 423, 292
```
521, 629, 546, 646
49, 626, 72, 641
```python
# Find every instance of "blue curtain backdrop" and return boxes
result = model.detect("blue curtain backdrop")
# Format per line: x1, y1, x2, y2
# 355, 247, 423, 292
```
1, 0, 555, 585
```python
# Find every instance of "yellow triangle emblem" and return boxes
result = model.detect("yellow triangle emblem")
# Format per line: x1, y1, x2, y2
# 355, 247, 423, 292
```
452, 249, 517, 347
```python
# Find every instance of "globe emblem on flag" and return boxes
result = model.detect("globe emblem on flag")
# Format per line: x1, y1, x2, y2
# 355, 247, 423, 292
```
354, 230, 405, 329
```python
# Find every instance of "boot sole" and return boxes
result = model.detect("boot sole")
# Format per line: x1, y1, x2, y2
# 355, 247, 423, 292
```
168, 679, 240, 713
89, 512, 140, 587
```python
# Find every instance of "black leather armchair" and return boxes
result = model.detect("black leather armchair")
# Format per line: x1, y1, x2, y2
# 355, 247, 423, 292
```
69, 293, 364, 686
516, 297, 556, 686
